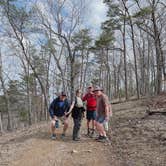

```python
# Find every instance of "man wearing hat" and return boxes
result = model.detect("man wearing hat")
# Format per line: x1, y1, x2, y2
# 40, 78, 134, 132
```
93, 86, 111, 142
82, 85, 97, 136
49, 91, 70, 140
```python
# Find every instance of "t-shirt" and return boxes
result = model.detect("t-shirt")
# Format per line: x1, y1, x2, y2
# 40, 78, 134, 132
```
96, 93, 109, 117
82, 93, 96, 111
49, 97, 70, 118
58, 101, 65, 108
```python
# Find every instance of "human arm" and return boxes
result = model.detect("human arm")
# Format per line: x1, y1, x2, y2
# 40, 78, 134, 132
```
65, 100, 75, 116
105, 105, 110, 121
103, 96, 110, 121
82, 93, 87, 101
49, 99, 58, 120
109, 104, 113, 117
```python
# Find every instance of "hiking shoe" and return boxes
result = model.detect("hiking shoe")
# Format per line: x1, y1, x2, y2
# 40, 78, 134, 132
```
61, 133, 65, 139
90, 130, 95, 138
86, 128, 90, 136
98, 136, 109, 142
95, 135, 103, 140
86, 132, 90, 136
51, 134, 56, 140
73, 137, 81, 141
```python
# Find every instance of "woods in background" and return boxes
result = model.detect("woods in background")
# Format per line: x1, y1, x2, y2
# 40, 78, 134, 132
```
0, 0, 165, 132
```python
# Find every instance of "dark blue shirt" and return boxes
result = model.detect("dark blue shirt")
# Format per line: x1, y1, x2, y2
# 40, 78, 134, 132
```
49, 97, 70, 118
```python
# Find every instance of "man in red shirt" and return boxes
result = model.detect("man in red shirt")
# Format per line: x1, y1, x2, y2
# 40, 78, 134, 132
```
82, 85, 97, 136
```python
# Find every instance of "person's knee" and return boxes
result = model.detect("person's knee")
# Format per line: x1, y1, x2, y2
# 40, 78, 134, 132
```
95, 121, 98, 127
96, 122, 103, 129
51, 120, 55, 126
64, 121, 69, 128
95, 122, 99, 128
87, 119, 90, 123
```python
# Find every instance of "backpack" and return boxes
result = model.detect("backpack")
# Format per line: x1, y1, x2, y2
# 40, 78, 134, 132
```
72, 97, 85, 119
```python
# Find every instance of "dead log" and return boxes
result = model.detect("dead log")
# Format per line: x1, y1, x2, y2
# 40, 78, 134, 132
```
146, 108, 166, 116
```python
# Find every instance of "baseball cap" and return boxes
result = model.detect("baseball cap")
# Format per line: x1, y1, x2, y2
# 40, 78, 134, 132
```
87, 83, 93, 88
61, 91, 67, 96
93, 86, 103, 92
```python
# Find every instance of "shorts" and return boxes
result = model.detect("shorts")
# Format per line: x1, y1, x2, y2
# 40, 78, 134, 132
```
51, 116, 67, 125
58, 116, 67, 124
96, 116, 106, 124
86, 110, 96, 121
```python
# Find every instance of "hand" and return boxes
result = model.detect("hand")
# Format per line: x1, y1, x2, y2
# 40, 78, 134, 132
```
82, 112, 85, 118
53, 116, 57, 121
65, 112, 69, 116
105, 116, 109, 122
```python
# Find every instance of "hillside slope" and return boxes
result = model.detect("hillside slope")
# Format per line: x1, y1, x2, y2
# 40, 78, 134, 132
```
0, 95, 166, 166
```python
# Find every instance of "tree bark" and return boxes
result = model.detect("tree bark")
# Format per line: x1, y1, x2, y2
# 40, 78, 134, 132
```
0, 50, 12, 131
122, 11, 128, 100
151, 4, 162, 94
0, 112, 3, 134
122, 0, 139, 99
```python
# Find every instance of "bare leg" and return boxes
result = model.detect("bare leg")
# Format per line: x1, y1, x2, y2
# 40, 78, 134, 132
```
87, 120, 90, 129
96, 122, 106, 137
92, 120, 96, 130
51, 120, 56, 135
87, 120, 91, 135
62, 118, 69, 134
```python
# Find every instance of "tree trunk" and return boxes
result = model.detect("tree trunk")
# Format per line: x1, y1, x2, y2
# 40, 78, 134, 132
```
146, 34, 151, 95
27, 55, 32, 125
117, 52, 123, 101
69, 49, 76, 101
79, 50, 84, 89
82, 50, 89, 92
0, 50, 12, 131
122, 11, 128, 100
122, 0, 139, 99
106, 48, 111, 98
151, 2, 162, 94
0, 112, 3, 134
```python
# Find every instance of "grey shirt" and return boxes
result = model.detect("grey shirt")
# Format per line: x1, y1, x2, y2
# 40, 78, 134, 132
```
96, 93, 109, 117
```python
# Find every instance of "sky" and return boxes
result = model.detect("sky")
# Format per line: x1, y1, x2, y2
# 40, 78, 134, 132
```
83, 0, 108, 36
35, 0, 108, 37
0, 0, 108, 82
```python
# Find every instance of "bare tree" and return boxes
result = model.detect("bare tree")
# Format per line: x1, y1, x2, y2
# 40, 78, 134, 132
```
35, 0, 85, 100
0, 49, 12, 130
3, 1, 49, 120
122, 0, 140, 99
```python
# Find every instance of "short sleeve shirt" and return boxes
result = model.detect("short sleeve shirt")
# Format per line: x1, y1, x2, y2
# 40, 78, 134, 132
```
96, 93, 109, 116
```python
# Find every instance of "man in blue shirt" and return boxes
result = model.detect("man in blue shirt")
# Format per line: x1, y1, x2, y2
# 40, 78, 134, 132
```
49, 91, 70, 140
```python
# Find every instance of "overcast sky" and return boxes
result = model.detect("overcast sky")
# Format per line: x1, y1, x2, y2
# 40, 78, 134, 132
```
1, 0, 108, 81
83, 0, 108, 36
35, 0, 108, 36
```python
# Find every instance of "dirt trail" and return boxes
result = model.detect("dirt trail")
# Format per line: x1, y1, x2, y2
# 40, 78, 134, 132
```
0, 120, 116, 166
1, 97, 166, 166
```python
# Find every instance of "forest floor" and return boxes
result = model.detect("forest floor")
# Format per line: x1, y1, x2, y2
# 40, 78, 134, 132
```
0, 93, 166, 166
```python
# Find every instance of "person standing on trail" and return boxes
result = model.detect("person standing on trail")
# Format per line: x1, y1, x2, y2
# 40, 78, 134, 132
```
82, 85, 97, 137
49, 91, 70, 140
93, 86, 111, 142
66, 89, 85, 141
